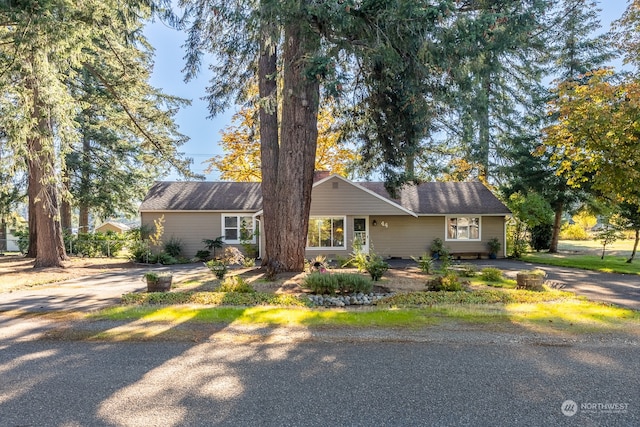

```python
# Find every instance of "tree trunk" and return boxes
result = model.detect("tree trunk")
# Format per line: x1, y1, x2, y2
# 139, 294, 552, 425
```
27, 54, 67, 268
60, 167, 72, 233
26, 172, 38, 258
549, 202, 563, 253
627, 229, 639, 263
264, 11, 320, 276
78, 204, 90, 233
259, 1, 280, 274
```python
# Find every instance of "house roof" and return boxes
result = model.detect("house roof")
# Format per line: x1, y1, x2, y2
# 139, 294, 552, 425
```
139, 181, 262, 211
140, 178, 509, 215
96, 221, 131, 231
360, 181, 511, 215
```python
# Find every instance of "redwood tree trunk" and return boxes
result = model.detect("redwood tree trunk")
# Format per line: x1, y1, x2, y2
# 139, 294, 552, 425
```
549, 203, 563, 253
274, 17, 320, 273
26, 172, 38, 258
259, 1, 280, 273
27, 54, 67, 268
262, 8, 320, 276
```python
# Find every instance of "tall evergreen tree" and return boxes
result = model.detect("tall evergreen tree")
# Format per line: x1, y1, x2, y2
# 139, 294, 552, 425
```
441, 0, 550, 182
0, 0, 191, 267
526, 0, 614, 252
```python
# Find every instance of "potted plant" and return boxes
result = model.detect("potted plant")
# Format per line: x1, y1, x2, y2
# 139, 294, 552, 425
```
487, 237, 501, 259
144, 271, 173, 292
206, 259, 228, 279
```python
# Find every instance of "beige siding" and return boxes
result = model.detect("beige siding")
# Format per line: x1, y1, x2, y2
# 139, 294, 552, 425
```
303, 215, 507, 260
310, 177, 411, 216
142, 210, 506, 261
141, 212, 224, 258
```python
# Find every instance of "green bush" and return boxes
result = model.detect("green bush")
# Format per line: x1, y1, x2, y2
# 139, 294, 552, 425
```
218, 276, 255, 293
530, 223, 553, 251
411, 253, 433, 273
154, 252, 178, 265
480, 267, 503, 282
195, 250, 211, 262
128, 240, 152, 263
303, 272, 373, 295
164, 237, 183, 257
365, 253, 389, 281
458, 263, 477, 277
304, 272, 339, 295
206, 259, 228, 279
426, 271, 463, 292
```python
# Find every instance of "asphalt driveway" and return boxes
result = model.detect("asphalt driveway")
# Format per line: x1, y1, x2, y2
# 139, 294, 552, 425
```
0, 260, 638, 313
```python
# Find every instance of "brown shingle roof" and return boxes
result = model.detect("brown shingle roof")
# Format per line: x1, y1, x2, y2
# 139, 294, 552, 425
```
359, 181, 511, 215
139, 181, 262, 211
140, 179, 510, 215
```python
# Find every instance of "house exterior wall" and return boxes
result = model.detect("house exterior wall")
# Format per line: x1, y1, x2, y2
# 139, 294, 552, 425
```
142, 211, 225, 258
310, 177, 410, 216
303, 215, 507, 260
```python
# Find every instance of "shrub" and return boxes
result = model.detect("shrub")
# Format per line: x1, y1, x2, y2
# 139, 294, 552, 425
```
334, 273, 373, 294
303, 272, 372, 295
480, 267, 503, 282
426, 271, 463, 292
530, 223, 553, 251
223, 246, 245, 265
164, 237, 183, 257
242, 257, 256, 267
458, 263, 477, 277
206, 259, 228, 279
128, 240, 152, 263
155, 252, 178, 265
560, 223, 589, 240
304, 272, 339, 295
365, 253, 389, 281
195, 250, 211, 262
218, 276, 255, 293
411, 253, 433, 273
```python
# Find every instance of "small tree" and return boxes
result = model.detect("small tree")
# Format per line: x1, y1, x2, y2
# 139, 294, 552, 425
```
506, 192, 554, 258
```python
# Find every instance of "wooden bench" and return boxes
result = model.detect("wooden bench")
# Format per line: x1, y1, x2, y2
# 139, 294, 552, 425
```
450, 251, 490, 260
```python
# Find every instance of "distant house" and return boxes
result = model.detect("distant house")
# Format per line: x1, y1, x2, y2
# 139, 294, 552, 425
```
95, 221, 131, 234
0, 216, 26, 253
139, 174, 511, 260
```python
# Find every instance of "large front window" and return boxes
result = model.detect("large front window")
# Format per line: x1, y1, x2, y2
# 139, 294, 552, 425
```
223, 215, 254, 243
307, 217, 345, 248
447, 217, 480, 240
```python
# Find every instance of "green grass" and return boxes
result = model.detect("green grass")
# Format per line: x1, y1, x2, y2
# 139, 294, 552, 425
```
522, 253, 640, 275
85, 285, 640, 341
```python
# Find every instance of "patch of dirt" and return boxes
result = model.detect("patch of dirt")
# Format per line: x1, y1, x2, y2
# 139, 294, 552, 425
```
0, 255, 141, 293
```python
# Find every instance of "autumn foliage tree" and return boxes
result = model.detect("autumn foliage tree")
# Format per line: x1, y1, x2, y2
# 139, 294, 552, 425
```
208, 100, 358, 181
544, 69, 640, 206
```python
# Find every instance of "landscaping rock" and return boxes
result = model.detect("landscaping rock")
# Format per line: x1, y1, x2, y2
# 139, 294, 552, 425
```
307, 292, 395, 307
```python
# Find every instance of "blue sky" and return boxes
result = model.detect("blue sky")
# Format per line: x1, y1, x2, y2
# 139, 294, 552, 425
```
144, 1, 631, 181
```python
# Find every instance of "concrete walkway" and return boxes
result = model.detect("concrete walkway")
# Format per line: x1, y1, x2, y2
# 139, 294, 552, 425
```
0, 264, 207, 313
0, 260, 638, 313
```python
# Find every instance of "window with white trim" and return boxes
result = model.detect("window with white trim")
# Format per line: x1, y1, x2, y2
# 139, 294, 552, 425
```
447, 217, 480, 240
307, 217, 345, 249
222, 215, 255, 243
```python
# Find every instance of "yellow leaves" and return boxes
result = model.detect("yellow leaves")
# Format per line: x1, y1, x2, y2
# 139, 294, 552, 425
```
209, 94, 358, 181
543, 69, 640, 204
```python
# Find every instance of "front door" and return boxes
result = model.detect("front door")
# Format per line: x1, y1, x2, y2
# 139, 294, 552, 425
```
353, 217, 369, 254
